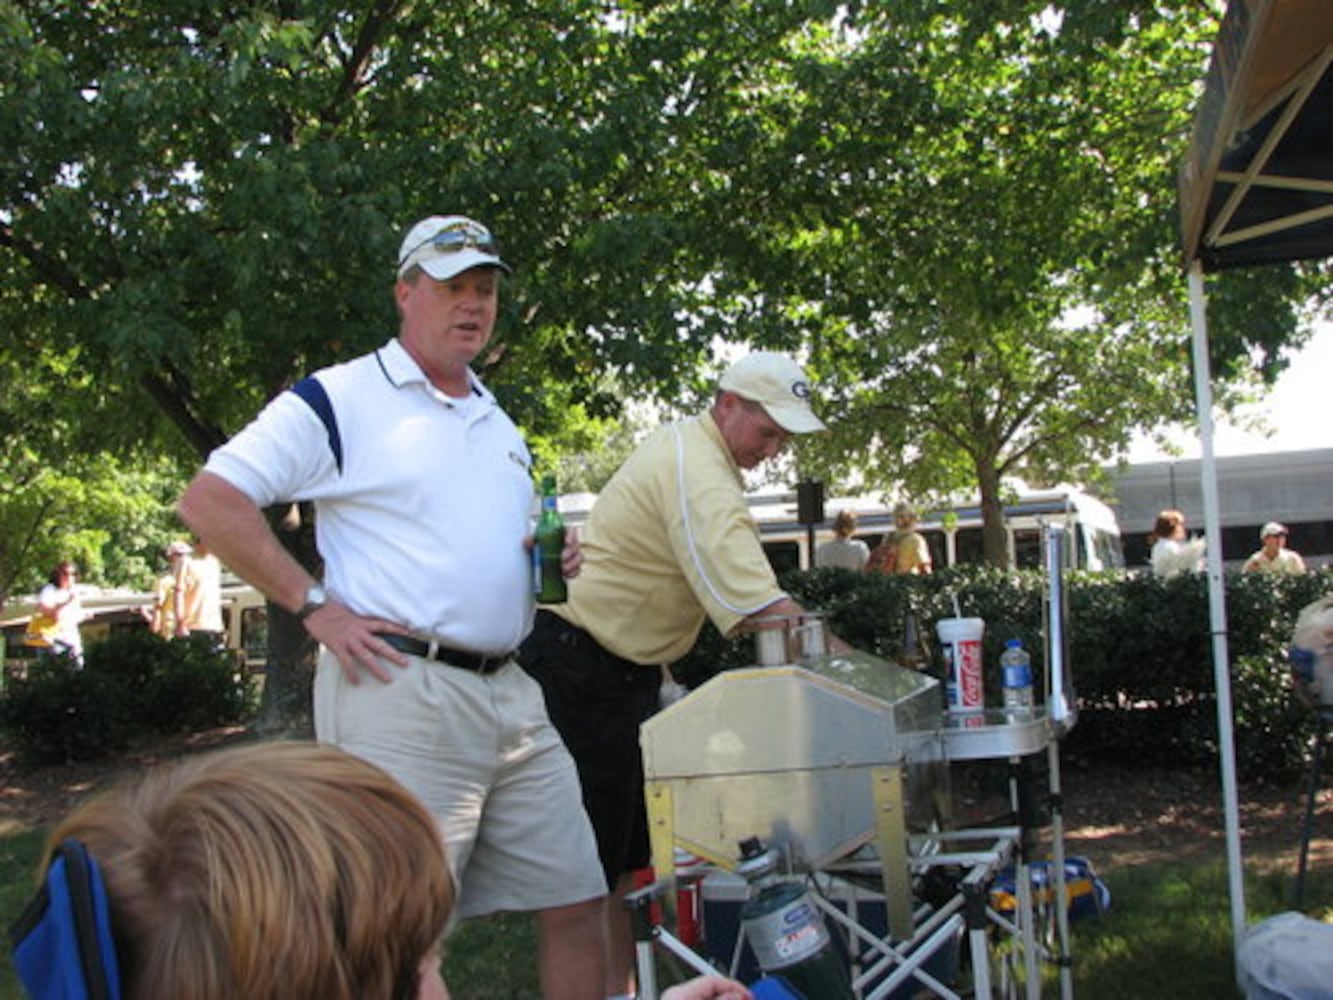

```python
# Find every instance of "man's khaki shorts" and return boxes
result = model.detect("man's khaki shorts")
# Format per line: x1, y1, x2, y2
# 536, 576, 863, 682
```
314, 647, 605, 918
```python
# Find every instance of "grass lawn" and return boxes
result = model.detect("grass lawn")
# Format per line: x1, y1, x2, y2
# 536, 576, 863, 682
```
1070, 860, 1331, 999
1, 820, 1328, 1000
2, 730, 1327, 998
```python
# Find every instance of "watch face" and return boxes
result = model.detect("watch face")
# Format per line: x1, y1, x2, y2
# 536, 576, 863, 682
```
306, 585, 327, 605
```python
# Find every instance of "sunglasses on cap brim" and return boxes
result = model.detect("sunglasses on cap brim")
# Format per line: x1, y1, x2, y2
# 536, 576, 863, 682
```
400, 226, 501, 269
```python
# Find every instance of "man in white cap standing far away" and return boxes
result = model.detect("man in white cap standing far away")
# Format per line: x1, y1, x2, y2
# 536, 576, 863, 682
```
1243, 521, 1307, 575
517, 351, 841, 999
178, 214, 608, 998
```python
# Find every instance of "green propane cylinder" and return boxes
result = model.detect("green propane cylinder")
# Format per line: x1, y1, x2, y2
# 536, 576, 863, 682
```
737, 840, 854, 1000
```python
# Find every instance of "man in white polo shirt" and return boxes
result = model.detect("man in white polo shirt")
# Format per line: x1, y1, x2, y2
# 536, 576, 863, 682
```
518, 351, 834, 999
178, 214, 607, 999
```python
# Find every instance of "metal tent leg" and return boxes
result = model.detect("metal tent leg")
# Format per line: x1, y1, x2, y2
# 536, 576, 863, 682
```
1293, 708, 1331, 908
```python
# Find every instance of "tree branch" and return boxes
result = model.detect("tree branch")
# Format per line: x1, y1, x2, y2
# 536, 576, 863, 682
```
320, 0, 410, 127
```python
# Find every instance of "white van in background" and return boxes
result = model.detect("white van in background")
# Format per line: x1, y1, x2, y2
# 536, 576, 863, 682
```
752, 486, 1126, 574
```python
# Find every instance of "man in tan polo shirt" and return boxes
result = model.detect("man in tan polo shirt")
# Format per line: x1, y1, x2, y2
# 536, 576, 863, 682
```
518, 351, 832, 999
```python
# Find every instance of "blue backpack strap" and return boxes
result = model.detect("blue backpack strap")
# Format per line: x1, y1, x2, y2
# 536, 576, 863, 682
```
9, 839, 122, 1000
290, 376, 344, 474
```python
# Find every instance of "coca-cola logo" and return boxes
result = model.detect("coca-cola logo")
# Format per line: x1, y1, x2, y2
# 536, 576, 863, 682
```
959, 641, 983, 707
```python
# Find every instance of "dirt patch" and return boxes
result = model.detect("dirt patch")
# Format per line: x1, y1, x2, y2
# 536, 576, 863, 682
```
1059, 761, 1332, 874
0, 726, 255, 836
951, 756, 1333, 877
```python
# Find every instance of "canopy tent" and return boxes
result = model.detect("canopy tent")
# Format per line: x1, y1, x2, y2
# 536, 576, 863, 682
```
1177, 0, 1333, 964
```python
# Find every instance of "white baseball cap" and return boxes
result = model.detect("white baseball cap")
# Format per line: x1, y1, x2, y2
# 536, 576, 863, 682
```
397, 215, 511, 281
719, 352, 827, 434
1260, 521, 1288, 539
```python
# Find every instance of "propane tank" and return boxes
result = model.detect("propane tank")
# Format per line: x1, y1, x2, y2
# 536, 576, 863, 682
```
736, 838, 855, 1000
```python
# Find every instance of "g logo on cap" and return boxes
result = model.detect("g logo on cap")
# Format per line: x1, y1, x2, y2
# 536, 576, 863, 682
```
791, 380, 811, 400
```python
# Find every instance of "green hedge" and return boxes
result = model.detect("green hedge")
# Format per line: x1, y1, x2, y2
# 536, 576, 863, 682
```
672, 566, 1333, 780
0, 631, 256, 764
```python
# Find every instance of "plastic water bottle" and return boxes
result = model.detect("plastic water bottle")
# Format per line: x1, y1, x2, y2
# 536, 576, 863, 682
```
1000, 639, 1034, 716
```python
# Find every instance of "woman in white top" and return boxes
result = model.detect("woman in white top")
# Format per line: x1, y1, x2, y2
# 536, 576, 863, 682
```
19, 560, 88, 666
1150, 509, 1206, 579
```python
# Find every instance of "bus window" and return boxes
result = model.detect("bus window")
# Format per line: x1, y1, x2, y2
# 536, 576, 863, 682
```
1013, 527, 1043, 569
1219, 524, 1257, 563
924, 532, 947, 571
763, 540, 802, 575
1093, 528, 1125, 570
954, 527, 985, 566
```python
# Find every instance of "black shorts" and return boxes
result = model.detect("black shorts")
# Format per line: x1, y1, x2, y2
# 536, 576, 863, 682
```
518, 610, 662, 889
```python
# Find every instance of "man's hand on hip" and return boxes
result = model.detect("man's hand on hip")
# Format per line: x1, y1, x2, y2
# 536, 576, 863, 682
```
302, 602, 412, 684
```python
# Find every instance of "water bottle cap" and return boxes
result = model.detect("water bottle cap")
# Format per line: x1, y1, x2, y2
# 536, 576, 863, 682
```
1006, 638, 1022, 648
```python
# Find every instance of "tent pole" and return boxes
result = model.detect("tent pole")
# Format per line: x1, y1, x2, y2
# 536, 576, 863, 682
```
1188, 261, 1247, 964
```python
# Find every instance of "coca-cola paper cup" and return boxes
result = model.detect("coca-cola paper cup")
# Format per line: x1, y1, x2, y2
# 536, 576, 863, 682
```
936, 617, 986, 713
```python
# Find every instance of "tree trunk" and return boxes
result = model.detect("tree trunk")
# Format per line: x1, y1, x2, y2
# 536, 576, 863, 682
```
252, 502, 319, 737
977, 465, 1010, 568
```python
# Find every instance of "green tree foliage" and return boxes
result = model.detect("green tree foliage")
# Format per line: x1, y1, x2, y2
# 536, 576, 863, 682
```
687, 3, 1329, 563
10, 3, 1316, 471
0, 336, 187, 600
2, 5, 1326, 642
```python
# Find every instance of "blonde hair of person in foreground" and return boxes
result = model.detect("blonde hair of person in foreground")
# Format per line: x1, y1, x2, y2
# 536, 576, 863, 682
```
39, 741, 750, 1000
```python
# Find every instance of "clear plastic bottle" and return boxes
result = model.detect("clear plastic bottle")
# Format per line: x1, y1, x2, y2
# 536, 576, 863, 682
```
1000, 638, 1034, 716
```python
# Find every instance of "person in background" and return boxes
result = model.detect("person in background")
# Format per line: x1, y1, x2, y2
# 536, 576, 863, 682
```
867, 503, 932, 575
1150, 508, 1206, 579
18, 741, 752, 1000
518, 351, 835, 999
24, 561, 87, 663
177, 214, 606, 997
891, 504, 933, 575
143, 542, 191, 639
814, 509, 870, 570
1243, 521, 1306, 576
175, 535, 225, 641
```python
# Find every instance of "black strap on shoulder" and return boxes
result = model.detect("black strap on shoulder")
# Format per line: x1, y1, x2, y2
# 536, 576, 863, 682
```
291, 376, 344, 474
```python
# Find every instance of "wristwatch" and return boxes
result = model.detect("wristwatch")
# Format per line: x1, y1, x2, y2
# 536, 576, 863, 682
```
296, 583, 329, 621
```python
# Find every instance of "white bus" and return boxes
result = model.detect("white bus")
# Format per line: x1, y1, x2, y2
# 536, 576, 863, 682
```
751, 486, 1126, 574
557, 484, 1125, 575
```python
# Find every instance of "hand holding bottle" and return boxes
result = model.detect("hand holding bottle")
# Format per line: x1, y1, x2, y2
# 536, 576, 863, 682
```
532, 474, 576, 603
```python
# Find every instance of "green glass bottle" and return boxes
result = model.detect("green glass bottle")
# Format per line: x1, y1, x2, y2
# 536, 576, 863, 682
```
532, 474, 567, 604
899, 604, 930, 671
